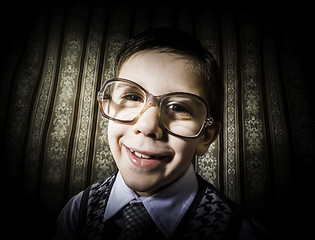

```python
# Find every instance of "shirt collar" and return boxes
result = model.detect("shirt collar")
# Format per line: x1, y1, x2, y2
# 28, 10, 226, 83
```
104, 164, 198, 239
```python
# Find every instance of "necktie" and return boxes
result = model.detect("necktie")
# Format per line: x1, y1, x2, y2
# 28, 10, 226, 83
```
119, 202, 157, 240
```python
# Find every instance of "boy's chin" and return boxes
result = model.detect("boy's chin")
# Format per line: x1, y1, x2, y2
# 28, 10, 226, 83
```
122, 172, 168, 197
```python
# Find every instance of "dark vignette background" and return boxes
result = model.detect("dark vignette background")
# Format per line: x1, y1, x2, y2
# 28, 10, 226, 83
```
0, 0, 314, 239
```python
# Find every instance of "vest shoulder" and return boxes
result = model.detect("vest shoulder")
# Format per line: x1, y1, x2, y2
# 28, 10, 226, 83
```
174, 174, 245, 240
89, 173, 117, 192
79, 172, 117, 240
87, 173, 117, 207
196, 174, 240, 210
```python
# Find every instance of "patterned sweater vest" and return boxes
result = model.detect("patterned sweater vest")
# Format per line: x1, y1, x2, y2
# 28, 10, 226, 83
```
77, 173, 245, 240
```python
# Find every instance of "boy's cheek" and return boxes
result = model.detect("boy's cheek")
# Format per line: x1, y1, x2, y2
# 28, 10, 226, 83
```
107, 121, 125, 156
108, 121, 124, 141
168, 137, 198, 164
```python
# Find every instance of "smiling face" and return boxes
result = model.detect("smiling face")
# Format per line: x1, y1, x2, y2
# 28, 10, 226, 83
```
107, 51, 218, 196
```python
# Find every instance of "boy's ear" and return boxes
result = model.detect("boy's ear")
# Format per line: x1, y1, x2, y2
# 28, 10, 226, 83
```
195, 122, 221, 156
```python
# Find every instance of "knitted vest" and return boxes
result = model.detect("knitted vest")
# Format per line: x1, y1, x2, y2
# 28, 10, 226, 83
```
77, 173, 245, 240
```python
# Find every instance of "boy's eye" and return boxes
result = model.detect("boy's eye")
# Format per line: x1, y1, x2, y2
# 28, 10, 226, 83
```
121, 93, 144, 103
166, 103, 192, 115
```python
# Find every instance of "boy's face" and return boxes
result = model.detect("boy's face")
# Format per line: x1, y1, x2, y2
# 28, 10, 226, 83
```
108, 51, 217, 196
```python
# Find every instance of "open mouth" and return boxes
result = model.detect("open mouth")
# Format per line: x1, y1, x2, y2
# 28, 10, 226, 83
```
129, 149, 160, 159
124, 145, 171, 168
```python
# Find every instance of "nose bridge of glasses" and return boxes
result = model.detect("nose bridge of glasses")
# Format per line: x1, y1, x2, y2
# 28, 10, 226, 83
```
146, 93, 161, 108
135, 93, 162, 120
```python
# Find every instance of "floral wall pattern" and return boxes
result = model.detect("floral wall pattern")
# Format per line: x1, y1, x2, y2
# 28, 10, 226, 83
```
1, 1, 314, 238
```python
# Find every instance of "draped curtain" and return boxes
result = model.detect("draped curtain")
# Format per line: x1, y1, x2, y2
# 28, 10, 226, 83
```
1, 1, 314, 237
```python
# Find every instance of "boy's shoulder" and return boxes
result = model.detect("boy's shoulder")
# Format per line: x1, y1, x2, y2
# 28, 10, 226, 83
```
194, 173, 241, 213
175, 174, 246, 239
84, 173, 117, 211
88, 173, 117, 203
76, 173, 117, 238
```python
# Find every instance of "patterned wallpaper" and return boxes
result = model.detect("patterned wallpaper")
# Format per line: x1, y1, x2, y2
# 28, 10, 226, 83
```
1, 1, 314, 237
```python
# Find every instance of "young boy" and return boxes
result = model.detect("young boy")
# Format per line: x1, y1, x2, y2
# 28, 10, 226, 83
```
55, 27, 266, 240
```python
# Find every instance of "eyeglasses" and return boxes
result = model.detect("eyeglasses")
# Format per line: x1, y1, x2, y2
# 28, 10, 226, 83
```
97, 78, 213, 139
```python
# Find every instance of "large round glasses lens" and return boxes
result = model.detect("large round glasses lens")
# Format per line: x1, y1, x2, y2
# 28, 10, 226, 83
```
101, 80, 146, 121
160, 95, 207, 137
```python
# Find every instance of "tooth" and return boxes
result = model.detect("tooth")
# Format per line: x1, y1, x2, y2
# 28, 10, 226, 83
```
134, 151, 141, 157
134, 151, 151, 159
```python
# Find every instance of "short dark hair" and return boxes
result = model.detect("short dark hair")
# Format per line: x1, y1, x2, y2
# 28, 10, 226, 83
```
114, 27, 223, 123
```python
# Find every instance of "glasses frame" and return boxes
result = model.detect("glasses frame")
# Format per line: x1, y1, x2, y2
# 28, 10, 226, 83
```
97, 78, 213, 139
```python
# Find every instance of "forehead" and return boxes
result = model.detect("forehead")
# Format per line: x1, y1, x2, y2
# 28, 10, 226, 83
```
117, 51, 206, 98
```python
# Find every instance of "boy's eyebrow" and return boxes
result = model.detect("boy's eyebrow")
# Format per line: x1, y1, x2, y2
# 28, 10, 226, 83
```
107, 80, 144, 94
112, 81, 134, 90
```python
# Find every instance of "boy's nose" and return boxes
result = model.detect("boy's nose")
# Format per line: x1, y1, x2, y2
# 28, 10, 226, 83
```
133, 106, 164, 139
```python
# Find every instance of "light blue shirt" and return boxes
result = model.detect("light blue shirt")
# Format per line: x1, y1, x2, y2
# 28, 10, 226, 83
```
104, 164, 198, 238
